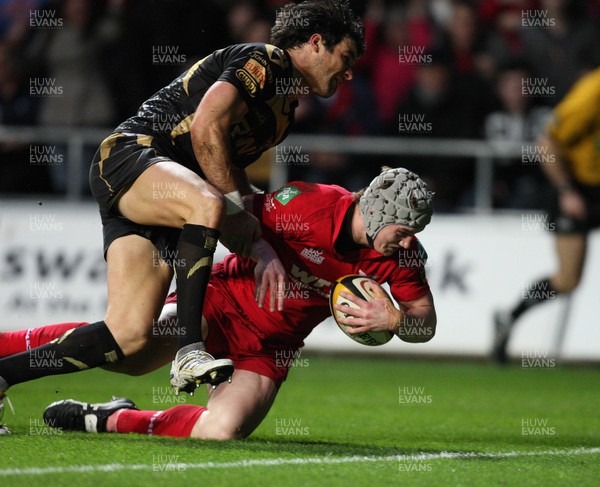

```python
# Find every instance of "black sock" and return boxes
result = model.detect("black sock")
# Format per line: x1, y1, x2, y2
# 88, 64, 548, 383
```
174, 224, 220, 348
510, 278, 558, 321
0, 321, 123, 388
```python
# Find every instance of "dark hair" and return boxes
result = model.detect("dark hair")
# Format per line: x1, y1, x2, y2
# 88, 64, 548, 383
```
271, 0, 366, 57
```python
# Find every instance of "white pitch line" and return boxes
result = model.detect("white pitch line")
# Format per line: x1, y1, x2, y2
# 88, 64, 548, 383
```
1, 447, 599, 476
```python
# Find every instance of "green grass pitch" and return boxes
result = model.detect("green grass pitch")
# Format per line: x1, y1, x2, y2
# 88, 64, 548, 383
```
1, 355, 599, 486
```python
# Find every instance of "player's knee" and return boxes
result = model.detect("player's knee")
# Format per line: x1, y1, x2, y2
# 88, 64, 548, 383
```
191, 412, 248, 440
120, 334, 151, 357
191, 426, 245, 441
185, 185, 225, 227
553, 275, 580, 293
399, 322, 436, 343
106, 319, 153, 357
194, 427, 245, 441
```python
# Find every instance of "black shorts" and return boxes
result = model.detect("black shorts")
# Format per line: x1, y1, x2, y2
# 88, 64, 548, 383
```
89, 132, 184, 258
547, 183, 600, 234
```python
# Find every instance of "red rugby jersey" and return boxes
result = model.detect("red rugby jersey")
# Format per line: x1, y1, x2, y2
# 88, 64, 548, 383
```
208, 182, 430, 350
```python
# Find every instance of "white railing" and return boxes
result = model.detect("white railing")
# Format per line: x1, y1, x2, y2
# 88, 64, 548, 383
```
0, 125, 529, 211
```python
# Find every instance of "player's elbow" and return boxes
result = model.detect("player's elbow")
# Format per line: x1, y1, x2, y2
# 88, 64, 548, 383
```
415, 324, 436, 343
398, 316, 436, 343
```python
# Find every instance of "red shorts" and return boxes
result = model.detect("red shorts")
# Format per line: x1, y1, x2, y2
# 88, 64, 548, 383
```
166, 286, 293, 389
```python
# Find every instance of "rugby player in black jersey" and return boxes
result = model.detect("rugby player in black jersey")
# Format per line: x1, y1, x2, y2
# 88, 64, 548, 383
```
0, 1, 365, 422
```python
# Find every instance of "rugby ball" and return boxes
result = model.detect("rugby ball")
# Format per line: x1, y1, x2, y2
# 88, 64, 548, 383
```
329, 274, 394, 346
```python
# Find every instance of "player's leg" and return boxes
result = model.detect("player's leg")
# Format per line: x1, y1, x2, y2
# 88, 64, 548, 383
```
0, 234, 172, 392
42, 298, 281, 439
43, 369, 278, 438
113, 370, 277, 439
191, 369, 278, 439
103, 234, 173, 355
493, 232, 587, 363
0, 319, 175, 372
111, 369, 277, 439
0, 299, 179, 377
0, 301, 177, 370
549, 233, 587, 292
0, 322, 88, 358
101, 303, 196, 376
116, 160, 232, 391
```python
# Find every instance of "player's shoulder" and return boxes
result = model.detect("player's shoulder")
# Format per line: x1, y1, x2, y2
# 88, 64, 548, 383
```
271, 182, 350, 206
224, 43, 291, 70
409, 237, 428, 263
554, 68, 600, 115
569, 67, 600, 95
220, 43, 293, 99
394, 237, 428, 270
384, 236, 429, 290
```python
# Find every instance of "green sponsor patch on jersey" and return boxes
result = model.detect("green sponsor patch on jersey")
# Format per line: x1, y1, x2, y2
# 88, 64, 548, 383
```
274, 185, 302, 206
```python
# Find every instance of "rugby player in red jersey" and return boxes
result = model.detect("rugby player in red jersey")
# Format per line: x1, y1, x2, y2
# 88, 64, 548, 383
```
0, 1, 366, 422
1, 168, 436, 438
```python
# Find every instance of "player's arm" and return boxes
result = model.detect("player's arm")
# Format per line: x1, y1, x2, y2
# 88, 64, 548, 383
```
537, 133, 570, 189
249, 238, 286, 312
191, 81, 247, 194
190, 81, 261, 256
336, 291, 437, 343
237, 192, 287, 312
395, 292, 436, 343
537, 133, 587, 220
335, 284, 436, 343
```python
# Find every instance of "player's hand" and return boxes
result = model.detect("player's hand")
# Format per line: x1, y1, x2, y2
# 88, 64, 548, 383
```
559, 190, 587, 221
220, 211, 262, 258
334, 286, 402, 334
251, 239, 287, 312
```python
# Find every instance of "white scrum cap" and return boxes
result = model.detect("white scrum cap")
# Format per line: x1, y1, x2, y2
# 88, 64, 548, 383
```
359, 167, 433, 241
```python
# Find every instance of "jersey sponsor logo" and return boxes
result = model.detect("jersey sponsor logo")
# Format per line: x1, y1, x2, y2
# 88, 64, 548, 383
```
274, 185, 302, 206
290, 264, 332, 297
235, 69, 259, 97
243, 59, 266, 89
249, 51, 274, 83
300, 248, 325, 265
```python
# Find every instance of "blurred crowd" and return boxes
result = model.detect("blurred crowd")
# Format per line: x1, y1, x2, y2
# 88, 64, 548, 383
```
0, 0, 599, 210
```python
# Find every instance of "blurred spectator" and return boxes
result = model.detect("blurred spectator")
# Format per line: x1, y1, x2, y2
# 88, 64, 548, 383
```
240, 17, 271, 44
1, 0, 595, 210
519, 0, 600, 105
226, 0, 270, 45
0, 0, 48, 47
478, 0, 535, 77
24, 0, 120, 127
20, 0, 121, 192
397, 48, 481, 138
484, 60, 552, 208
0, 42, 37, 125
438, 0, 499, 88
0, 41, 51, 193
394, 43, 492, 210
103, 0, 229, 121
429, 0, 454, 26
289, 77, 381, 191
357, 0, 434, 129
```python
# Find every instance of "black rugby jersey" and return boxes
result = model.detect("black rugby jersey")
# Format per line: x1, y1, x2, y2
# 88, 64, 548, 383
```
115, 43, 298, 173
